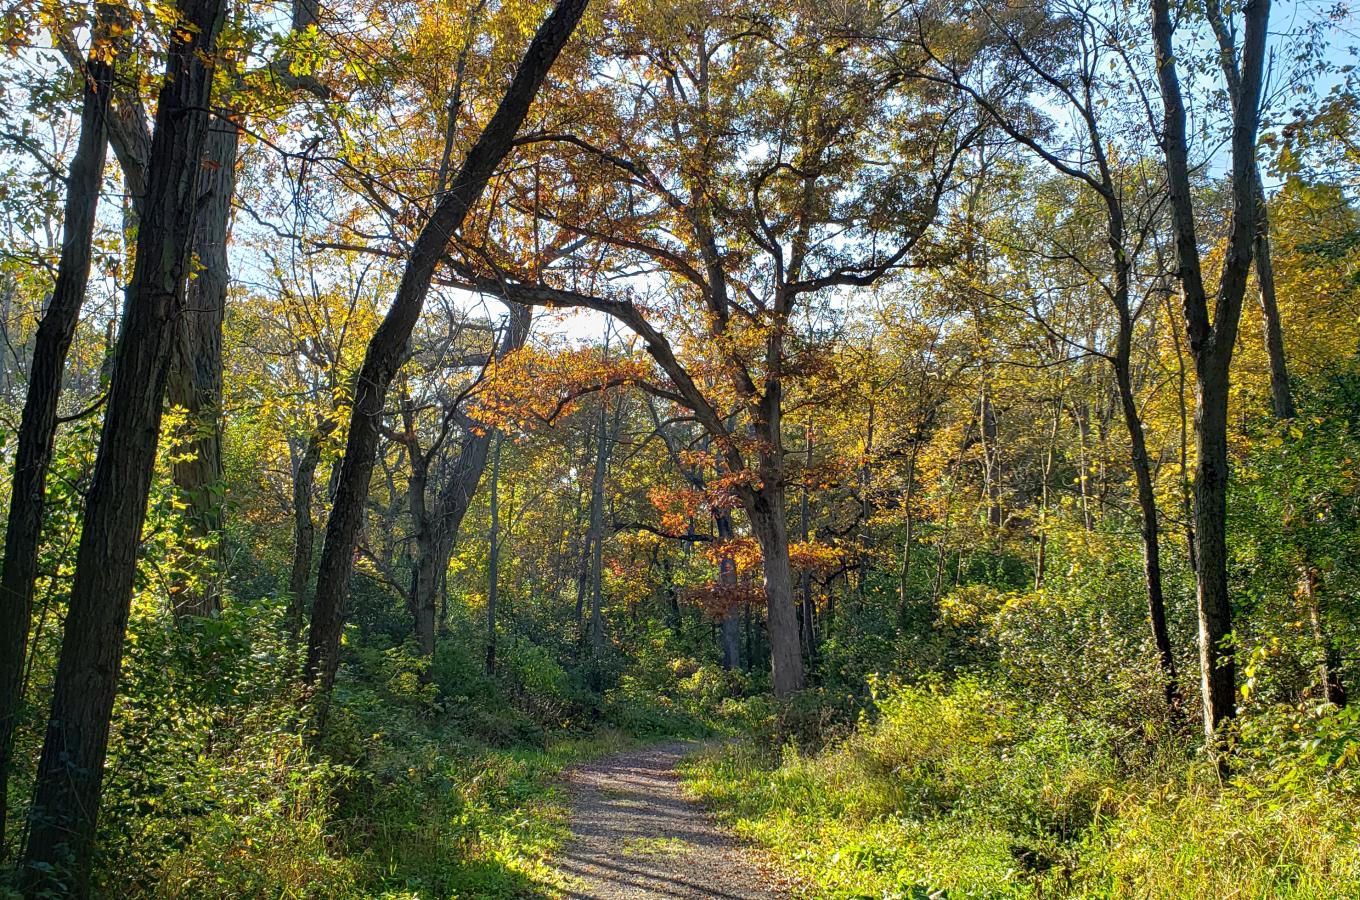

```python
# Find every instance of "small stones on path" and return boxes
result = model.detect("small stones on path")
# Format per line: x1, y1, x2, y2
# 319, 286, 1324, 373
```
557, 742, 789, 900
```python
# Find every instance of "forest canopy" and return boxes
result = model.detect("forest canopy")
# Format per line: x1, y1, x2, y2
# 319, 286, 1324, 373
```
0, 0, 1359, 895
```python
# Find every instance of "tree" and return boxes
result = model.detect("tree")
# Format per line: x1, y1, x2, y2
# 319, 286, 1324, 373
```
0, 0, 119, 853
451, 1, 980, 696
21, 0, 229, 886
908, 0, 1183, 711
303, 0, 589, 713
1151, 0, 1271, 739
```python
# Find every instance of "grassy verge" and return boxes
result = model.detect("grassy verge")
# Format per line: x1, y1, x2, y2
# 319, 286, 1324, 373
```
680, 679, 1360, 900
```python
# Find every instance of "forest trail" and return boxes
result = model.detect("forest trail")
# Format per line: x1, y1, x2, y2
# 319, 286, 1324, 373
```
555, 742, 790, 899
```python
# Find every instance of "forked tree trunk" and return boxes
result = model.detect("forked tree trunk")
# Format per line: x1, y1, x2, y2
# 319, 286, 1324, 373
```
0, 3, 118, 855
1152, 0, 1270, 741
21, 0, 228, 888
409, 307, 529, 659
304, 0, 588, 717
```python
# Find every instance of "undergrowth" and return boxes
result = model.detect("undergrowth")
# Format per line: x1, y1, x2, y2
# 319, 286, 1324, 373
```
682, 679, 1360, 900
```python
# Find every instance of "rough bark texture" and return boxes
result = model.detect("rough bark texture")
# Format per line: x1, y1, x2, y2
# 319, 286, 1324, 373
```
304, 0, 588, 712
1151, 0, 1270, 740
0, 6, 117, 855
748, 485, 803, 698
21, 0, 227, 887
167, 120, 238, 619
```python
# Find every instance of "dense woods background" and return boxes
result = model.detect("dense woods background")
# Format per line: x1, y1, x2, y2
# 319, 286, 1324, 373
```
0, 0, 1359, 895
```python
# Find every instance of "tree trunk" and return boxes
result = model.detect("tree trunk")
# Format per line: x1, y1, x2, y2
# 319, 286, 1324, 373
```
715, 510, 741, 670
1192, 372, 1237, 735
485, 433, 501, 675
1152, 0, 1269, 742
1115, 358, 1180, 712
167, 120, 238, 619
0, 4, 117, 857
288, 429, 326, 638
587, 395, 609, 654
1254, 197, 1295, 419
408, 306, 528, 660
748, 485, 803, 699
800, 424, 816, 661
21, 0, 227, 887
303, 0, 587, 716
1299, 567, 1346, 706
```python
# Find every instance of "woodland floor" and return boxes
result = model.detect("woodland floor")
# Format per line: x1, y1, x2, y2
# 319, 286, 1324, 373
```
555, 742, 792, 899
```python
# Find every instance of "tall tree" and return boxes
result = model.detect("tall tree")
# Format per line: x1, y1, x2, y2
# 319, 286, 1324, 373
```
451, 3, 979, 696
20, 0, 229, 887
1151, 0, 1271, 738
303, 0, 589, 711
402, 305, 531, 660
1203, 0, 1295, 421
911, 0, 1183, 711
0, 1, 119, 854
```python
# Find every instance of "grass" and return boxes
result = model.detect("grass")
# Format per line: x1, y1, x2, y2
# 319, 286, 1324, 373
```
680, 680, 1360, 900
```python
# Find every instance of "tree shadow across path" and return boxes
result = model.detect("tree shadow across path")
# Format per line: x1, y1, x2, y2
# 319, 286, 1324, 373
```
556, 742, 789, 899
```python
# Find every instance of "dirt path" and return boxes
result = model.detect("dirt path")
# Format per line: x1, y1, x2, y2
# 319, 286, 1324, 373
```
555, 742, 788, 899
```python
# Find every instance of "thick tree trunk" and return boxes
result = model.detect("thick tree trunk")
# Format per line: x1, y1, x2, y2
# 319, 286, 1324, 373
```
20, 0, 227, 888
748, 485, 803, 699
1192, 370, 1237, 735
167, 120, 238, 619
0, 6, 117, 856
304, 0, 587, 714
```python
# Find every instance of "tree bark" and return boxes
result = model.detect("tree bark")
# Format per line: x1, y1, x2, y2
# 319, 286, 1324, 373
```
1298, 567, 1346, 706
715, 510, 741, 670
747, 484, 803, 698
0, 3, 117, 857
1254, 195, 1296, 419
21, 0, 228, 887
1115, 357, 1180, 712
167, 120, 238, 619
288, 427, 327, 638
1151, 0, 1270, 741
304, 0, 587, 715
408, 307, 529, 660
485, 433, 501, 675
587, 394, 609, 654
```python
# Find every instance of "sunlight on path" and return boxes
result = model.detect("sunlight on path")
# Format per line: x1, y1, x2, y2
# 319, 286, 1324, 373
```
556, 742, 789, 899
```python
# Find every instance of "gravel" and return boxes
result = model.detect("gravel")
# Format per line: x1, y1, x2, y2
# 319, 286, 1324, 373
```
555, 742, 790, 899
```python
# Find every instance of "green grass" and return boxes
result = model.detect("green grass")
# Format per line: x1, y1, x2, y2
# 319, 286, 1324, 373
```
680, 681, 1360, 900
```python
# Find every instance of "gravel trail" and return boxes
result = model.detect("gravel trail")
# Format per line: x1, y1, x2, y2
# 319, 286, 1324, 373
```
555, 742, 789, 899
